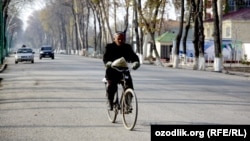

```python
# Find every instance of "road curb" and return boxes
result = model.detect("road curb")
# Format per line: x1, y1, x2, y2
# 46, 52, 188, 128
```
0, 63, 8, 73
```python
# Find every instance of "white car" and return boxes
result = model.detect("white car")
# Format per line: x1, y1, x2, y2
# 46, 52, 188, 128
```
15, 48, 35, 64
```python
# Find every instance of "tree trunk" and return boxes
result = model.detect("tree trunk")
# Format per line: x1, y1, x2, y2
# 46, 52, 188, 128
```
173, 0, 184, 68
87, 1, 99, 55
97, 3, 108, 47
100, 0, 113, 42
198, 0, 205, 70
136, 0, 162, 66
113, 0, 117, 32
133, 0, 142, 63
72, 0, 83, 52
61, 16, 67, 54
158, 0, 166, 35
93, 9, 97, 54
192, 0, 199, 70
182, 2, 192, 65
212, 0, 222, 72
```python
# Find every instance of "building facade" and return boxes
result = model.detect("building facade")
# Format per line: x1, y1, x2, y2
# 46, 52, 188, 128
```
204, 8, 250, 61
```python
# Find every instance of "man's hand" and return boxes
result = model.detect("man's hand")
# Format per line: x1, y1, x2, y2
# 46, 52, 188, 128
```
132, 62, 140, 70
105, 61, 112, 68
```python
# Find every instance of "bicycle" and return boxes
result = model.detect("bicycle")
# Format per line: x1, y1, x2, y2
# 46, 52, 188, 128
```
102, 57, 138, 130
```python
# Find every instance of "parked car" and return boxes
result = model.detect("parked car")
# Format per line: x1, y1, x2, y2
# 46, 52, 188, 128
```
39, 46, 54, 59
15, 47, 35, 64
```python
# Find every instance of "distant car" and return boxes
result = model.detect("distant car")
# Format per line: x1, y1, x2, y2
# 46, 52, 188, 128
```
14, 48, 35, 64
39, 46, 54, 59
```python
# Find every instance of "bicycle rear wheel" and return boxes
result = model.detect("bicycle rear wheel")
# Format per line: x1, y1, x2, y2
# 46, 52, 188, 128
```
121, 88, 138, 130
106, 92, 118, 123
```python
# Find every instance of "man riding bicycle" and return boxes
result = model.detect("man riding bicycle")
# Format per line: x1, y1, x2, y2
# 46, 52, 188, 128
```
103, 32, 140, 111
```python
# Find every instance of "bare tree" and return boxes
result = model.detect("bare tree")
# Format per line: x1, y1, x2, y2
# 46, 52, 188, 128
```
99, 0, 113, 42
87, 0, 99, 54
173, 0, 184, 68
72, 0, 83, 53
25, 12, 45, 47
191, 0, 199, 70
1, 0, 34, 63
136, 0, 164, 66
87, 0, 104, 54
182, 0, 193, 65
212, 0, 222, 72
197, 0, 205, 70
133, 0, 141, 55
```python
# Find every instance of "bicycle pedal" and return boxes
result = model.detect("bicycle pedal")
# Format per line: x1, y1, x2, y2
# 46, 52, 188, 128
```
124, 111, 132, 114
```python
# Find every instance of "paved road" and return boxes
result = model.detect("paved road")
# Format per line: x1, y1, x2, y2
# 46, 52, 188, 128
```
0, 54, 249, 141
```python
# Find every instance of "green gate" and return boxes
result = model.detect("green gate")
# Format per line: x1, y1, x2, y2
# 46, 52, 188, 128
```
0, 1, 4, 64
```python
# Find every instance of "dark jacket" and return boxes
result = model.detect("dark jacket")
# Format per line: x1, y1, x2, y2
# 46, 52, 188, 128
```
103, 42, 139, 64
103, 42, 139, 80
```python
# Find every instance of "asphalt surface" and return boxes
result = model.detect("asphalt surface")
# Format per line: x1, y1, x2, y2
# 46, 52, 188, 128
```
2, 56, 250, 76
0, 55, 249, 141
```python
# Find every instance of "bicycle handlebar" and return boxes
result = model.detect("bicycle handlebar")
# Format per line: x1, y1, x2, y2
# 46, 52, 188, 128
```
111, 65, 130, 72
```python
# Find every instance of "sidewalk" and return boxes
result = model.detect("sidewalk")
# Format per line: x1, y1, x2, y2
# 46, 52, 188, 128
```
162, 62, 250, 78
0, 61, 7, 73
0, 55, 14, 73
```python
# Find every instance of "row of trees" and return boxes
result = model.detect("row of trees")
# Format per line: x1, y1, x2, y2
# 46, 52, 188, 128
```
1, 0, 33, 64
2, 0, 247, 71
23, 0, 173, 60
173, 0, 222, 71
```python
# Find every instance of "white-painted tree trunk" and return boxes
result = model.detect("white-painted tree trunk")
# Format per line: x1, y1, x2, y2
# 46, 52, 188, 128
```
154, 58, 162, 66
214, 57, 222, 72
138, 53, 143, 64
172, 54, 179, 68
198, 56, 206, 70
193, 57, 198, 70
142, 34, 149, 61
182, 54, 187, 65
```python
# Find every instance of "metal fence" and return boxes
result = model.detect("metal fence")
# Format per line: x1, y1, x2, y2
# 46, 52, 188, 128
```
0, 1, 5, 65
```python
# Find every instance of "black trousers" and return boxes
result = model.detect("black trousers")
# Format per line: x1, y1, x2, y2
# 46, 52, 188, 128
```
105, 69, 134, 104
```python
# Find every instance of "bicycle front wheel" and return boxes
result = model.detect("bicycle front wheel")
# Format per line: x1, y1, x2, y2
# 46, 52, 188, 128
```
121, 88, 138, 130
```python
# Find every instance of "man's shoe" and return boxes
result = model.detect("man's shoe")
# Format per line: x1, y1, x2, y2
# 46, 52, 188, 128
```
108, 105, 113, 111
107, 101, 113, 111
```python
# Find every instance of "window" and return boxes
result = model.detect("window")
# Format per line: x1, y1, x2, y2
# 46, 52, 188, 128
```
41, 47, 52, 50
17, 49, 32, 53
229, 0, 235, 5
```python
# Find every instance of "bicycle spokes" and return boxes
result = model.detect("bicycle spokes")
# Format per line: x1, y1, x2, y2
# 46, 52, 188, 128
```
104, 79, 138, 130
122, 89, 138, 130
106, 92, 119, 123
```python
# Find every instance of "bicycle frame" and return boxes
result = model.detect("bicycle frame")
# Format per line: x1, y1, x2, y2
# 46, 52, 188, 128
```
104, 58, 138, 130
103, 68, 130, 111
